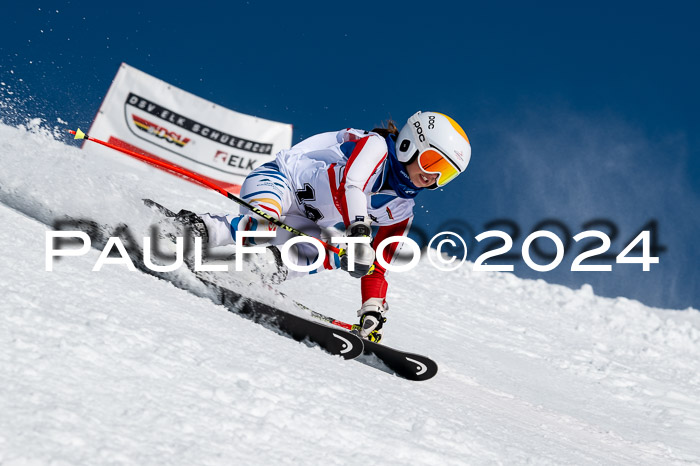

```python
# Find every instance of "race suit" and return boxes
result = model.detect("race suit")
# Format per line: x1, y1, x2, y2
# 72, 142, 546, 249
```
200, 128, 416, 303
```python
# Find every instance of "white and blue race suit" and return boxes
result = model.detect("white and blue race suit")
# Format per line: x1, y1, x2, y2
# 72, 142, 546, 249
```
200, 128, 424, 303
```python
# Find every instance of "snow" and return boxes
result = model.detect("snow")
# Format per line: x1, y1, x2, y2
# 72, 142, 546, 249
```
1, 121, 699, 464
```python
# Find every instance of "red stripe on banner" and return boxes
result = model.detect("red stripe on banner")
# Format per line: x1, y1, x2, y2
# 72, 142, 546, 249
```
107, 137, 242, 194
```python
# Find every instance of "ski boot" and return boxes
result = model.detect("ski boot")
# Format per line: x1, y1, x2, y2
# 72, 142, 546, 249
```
351, 298, 388, 343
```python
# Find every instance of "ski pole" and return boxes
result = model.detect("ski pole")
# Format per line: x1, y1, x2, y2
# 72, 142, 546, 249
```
69, 129, 343, 256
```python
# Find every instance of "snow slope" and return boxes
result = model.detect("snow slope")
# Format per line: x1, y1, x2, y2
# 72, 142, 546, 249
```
1, 122, 699, 465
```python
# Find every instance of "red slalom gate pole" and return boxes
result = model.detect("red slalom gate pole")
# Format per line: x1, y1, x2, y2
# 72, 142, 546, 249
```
69, 129, 343, 256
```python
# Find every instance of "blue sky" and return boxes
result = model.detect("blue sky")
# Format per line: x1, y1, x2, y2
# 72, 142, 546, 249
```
2, 2, 699, 310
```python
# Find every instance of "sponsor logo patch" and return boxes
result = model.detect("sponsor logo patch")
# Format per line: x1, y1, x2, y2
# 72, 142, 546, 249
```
131, 114, 190, 148
213, 150, 257, 170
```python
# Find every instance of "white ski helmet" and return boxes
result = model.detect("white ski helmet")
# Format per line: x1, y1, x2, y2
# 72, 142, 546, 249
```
396, 111, 471, 188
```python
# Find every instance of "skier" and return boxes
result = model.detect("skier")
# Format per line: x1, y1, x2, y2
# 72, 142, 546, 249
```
174, 111, 471, 343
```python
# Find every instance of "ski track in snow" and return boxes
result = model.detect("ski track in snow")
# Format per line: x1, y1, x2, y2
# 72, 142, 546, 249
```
1, 122, 700, 465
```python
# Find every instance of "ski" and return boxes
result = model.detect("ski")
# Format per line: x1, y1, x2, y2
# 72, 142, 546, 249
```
52, 213, 364, 360
194, 275, 364, 360
360, 339, 438, 381
294, 302, 438, 381
140, 198, 438, 380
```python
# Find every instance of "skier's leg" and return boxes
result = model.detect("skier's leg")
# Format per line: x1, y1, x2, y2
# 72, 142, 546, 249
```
198, 161, 293, 247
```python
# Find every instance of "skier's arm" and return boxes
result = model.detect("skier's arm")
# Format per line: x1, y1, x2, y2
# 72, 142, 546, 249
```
360, 217, 413, 302
336, 135, 387, 227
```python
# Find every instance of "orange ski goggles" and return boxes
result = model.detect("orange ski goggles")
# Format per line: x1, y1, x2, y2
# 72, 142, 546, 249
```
417, 148, 460, 187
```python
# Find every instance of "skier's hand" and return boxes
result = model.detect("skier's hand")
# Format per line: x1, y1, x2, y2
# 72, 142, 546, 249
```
339, 220, 375, 278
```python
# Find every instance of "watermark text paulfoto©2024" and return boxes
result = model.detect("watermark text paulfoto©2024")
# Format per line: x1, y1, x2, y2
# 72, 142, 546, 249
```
45, 222, 661, 274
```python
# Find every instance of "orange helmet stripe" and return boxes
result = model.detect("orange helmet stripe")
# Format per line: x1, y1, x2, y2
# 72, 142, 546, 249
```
436, 112, 470, 144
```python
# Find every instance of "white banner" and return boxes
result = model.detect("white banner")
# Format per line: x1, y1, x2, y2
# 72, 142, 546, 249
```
87, 63, 292, 192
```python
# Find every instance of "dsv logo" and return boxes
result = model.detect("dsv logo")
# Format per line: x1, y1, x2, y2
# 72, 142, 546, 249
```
132, 115, 190, 148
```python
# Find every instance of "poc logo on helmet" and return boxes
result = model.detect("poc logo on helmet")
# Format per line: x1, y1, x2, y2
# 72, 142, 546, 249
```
413, 121, 426, 142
